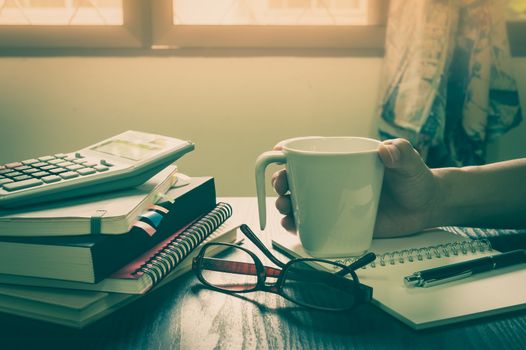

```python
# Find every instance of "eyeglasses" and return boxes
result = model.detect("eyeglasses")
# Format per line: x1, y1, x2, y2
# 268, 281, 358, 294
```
192, 224, 376, 311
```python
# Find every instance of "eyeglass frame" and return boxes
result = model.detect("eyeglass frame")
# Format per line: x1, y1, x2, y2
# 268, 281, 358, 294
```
192, 224, 376, 311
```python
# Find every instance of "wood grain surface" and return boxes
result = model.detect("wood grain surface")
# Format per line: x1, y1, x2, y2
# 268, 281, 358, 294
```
0, 198, 525, 350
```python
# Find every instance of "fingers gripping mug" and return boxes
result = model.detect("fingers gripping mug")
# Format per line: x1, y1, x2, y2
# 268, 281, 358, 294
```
255, 137, 384, 258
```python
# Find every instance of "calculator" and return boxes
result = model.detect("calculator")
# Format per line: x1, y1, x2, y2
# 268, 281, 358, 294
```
0, 131, 194, 208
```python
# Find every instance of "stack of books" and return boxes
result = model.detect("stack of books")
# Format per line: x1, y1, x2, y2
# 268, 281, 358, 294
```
0, 166, 239, 328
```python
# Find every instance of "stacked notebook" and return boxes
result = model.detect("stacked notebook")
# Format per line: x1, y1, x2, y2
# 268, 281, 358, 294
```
0, 224, 238, 328
0, 166, 239, 327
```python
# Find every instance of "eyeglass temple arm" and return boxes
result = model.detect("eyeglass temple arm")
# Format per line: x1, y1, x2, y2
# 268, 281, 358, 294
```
200, 257, 282, 278
335, 252, 376, 277
240, 224, 287, 268
287, 268, 353, 284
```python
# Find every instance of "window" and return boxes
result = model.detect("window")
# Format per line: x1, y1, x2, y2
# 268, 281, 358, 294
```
0, 0, 123, 25
508, 0, 526, 20
152, 0, 387, 49
0, 0, 523, 55
0, 0, 146, 48
172, 0, 369, 25
0, 0, 387, 50
507, 0, 526, 56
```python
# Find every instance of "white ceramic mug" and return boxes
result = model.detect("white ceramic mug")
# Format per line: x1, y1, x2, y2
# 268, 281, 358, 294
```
255, 136, 384, 257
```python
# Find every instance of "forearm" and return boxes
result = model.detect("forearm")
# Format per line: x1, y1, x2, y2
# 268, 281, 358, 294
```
431, 159, 526, 229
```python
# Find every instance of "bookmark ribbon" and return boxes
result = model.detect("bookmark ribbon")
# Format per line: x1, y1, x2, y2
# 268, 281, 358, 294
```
90, 210, 107, 234
131, 204, 171, 237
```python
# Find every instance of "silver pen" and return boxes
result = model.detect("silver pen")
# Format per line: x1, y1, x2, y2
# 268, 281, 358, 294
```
404, 249, 526, 288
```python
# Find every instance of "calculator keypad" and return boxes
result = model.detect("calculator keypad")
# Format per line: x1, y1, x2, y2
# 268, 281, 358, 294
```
0, 154, 114, 192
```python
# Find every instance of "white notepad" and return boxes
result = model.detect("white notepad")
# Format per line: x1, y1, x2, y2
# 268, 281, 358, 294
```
272, 229, 526, 330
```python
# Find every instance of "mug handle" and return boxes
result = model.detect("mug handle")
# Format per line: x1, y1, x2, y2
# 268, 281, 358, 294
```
255, 151, 287, 230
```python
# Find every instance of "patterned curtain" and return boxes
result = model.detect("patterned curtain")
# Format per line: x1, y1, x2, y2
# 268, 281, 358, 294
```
378, 0, 522, 167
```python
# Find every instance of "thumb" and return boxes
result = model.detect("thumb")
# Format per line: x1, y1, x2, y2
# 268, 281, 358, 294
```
378, 138, 427, 176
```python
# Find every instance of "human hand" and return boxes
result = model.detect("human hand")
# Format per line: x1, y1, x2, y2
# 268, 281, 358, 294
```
271, 138, 441, 237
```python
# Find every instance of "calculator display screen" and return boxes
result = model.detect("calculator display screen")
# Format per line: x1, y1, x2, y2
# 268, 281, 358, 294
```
91, 140, 161, 161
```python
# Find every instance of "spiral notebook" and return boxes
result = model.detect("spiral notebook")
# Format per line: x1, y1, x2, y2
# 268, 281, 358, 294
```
0, 202, 234, 294
272, 228, 526, 330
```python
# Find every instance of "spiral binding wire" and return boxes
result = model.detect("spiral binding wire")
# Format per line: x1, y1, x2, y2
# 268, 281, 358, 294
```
335, 238, 492, 269
133, 202, 233, 286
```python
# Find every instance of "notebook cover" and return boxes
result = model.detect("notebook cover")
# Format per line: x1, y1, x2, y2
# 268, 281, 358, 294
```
112, 218, 236, 278
111, 220, 195, 280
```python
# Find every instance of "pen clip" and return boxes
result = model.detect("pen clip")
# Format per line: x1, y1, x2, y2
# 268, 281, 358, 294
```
420, 271, 473, 288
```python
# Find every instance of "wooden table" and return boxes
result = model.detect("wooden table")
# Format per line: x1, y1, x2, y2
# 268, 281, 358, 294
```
1, 198, 525, 349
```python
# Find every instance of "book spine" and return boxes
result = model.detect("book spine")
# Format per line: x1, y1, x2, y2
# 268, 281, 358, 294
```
134, 202, 233, 287
91, 178, 216, 282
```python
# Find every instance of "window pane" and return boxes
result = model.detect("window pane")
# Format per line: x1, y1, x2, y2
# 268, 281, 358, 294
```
509, 0, 526, 21
0, 0, 123, 25
172, 0, 368, 25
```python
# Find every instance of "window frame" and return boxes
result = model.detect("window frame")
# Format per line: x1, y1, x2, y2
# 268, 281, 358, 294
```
0, 0, 148, 49
0, 0, 523, 57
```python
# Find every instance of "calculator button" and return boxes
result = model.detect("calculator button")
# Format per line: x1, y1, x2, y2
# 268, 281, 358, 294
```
3, 179, 43, 191
77, 168, 96, 176
94, 165, 109, 172
59, 171, 79, 180
48, 159, 64, 165
66, 164, 84, 171
100, 160, 114, 167
5, 172, 22, 178
0, 169, 12, 175
22, 168, 39, 174
38, 156, 55, 162
14, 166, 30, 171
57, 161, 74, 167
22, 159, 39, 165
32, 162, 48, 168
83, 162, 98, 167
14, 175, 31, 181
73, 159, 88, 164
54, 153, 68, 158
0, 178, 13, 186
75, 153, 85, 159
32, 171, 50, 178
5, 162, 22, 169
50, 168, 67, 174
0, 166, 4, 170
41, 175, 62, 183
40, 165, 57, 171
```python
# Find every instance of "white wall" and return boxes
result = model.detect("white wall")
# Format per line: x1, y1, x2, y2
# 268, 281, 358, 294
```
1, 56, 525, 195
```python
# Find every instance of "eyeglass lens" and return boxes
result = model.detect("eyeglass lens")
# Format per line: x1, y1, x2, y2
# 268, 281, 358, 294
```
199, 244, 259, 292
